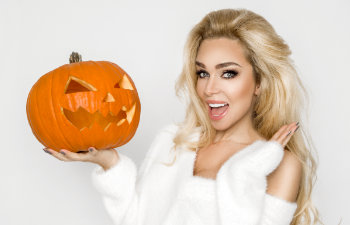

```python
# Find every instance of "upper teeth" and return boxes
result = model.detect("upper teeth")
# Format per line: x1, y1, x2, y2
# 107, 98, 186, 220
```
209, 103, 228, 108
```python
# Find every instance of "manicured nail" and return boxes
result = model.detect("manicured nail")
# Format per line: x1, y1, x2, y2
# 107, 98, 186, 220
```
60, 150, 66, 155
43, 148, 51, 154
294, 125, 300, 132
286, 130, 292, 137
89, 147, 94, 152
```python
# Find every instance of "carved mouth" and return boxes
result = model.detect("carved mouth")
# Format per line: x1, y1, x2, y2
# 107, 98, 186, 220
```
61, 104, 136, 131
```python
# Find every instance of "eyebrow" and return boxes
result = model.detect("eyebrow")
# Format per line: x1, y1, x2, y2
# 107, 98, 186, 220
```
195, 61, 241, 69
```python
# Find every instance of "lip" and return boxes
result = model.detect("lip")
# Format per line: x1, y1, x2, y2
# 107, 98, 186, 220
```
205, 100, 229, 121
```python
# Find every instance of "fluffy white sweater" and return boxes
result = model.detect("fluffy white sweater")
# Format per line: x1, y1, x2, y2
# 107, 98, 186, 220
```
91, 123, 297, 225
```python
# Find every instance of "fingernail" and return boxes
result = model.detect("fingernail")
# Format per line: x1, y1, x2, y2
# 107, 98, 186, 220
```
294, 125, 300, 132
89, 147, 94, 152
286, 130, 292, 137
43, 148, 51, 154
60, 150, 66, 155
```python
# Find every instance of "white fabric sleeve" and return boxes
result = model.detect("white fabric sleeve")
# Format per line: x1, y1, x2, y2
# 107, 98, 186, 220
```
260, 193, 297, 225
216, 140, 290, 225
91, 151, 138, 225
91, 123, 179, 225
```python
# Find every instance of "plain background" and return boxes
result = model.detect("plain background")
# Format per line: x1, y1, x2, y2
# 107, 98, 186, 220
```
1, 0, 349, 224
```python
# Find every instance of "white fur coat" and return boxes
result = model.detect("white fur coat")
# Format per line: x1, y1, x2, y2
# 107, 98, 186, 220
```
91, 123, 297, 225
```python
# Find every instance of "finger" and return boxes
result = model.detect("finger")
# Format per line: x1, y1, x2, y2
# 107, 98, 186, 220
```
88, 147, 98, 155
282, 123, 300, 146
270, 122, 299, 146
60, 148, 97, 162
44, 148, 70, 161
277, 123, 295, 142
80, 147, 99, 162
58, 149, 82, 161
274, 122, 298, 148
270, 124, 289, 141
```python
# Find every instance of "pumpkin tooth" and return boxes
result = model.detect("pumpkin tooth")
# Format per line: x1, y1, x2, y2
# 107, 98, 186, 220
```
126, 103, 136, 124
117, 119, 126, 126
80, 126, 88, 132
104, 122, 112, 131
62, 106, 128, 131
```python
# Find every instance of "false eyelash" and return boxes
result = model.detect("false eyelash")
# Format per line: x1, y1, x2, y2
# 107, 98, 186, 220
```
196, 70, 208, 78
222, 70, 238, 79
195, 69, 239, 79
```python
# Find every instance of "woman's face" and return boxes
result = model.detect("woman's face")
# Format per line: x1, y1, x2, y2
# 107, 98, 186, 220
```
195, 37, 260, 131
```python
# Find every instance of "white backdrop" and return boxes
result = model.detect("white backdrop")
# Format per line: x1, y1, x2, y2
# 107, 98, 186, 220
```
1, 0, 349, 224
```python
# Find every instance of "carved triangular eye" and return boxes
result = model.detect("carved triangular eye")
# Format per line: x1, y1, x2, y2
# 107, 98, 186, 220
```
114, 74, 134, 90
65, 76, 97, 94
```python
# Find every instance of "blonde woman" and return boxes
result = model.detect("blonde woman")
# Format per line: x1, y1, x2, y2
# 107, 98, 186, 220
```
44, 8, 322, 225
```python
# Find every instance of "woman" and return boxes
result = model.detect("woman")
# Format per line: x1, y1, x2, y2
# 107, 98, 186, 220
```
43, 8, 322, 225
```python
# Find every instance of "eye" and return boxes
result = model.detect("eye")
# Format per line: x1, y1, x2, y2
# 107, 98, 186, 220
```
114, 74, 134, 90
196, 70, 209, 79
64, 76, 97, 94
222, 70, 238, 79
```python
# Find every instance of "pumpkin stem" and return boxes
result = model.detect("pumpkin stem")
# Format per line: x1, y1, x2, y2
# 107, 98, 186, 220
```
69, 52, 82, 63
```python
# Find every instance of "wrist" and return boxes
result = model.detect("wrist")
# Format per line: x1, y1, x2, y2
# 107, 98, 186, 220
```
100, 150, 120, 171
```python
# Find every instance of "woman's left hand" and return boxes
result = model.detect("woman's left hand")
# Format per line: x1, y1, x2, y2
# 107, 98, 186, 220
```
269, 121, 299, 148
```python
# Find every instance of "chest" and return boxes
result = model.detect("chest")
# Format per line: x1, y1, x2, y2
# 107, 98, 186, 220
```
192, 142, 244, 179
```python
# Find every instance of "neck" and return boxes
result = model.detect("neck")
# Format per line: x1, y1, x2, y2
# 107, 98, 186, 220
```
213, 112, 265, 145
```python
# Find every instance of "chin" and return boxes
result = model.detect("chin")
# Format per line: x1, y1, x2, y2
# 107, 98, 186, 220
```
210, 119, 234, 131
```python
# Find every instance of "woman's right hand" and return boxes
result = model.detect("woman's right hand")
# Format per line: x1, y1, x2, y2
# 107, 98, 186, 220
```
43, 147, 120, 171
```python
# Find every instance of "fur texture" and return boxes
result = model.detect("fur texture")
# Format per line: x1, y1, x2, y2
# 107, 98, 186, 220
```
91, 123, 297, 225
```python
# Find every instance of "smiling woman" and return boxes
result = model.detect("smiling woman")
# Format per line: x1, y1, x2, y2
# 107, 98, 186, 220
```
195, 38, 258, 129
37, 8, 322, 225
171, 8, 323, 225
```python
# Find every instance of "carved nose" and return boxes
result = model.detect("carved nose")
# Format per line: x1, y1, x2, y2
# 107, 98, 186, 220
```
103, 92, 115, 103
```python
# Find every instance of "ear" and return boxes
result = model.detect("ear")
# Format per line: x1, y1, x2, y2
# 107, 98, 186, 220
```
254, 83, 261, 96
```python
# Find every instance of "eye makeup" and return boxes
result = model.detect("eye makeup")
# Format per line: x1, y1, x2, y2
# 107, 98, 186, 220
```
195, 69, 238, 79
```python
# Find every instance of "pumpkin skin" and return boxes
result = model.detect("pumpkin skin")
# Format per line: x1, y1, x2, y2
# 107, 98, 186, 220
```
26, 56, 141, 152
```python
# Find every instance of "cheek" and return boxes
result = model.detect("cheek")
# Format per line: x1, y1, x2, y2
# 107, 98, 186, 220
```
196, 79, 205, 97
228, 77, 256, 105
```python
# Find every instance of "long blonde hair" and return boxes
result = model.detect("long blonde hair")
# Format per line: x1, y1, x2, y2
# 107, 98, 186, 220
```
165, 8, 324, 225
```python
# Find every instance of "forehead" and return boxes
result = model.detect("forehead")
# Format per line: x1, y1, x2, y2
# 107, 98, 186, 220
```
196, 38, 249, 67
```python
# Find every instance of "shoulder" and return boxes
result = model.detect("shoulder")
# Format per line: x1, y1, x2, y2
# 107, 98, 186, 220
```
266, 148, 302, 202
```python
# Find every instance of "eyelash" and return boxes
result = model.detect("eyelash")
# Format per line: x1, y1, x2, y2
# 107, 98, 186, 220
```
196, 70, 238, 79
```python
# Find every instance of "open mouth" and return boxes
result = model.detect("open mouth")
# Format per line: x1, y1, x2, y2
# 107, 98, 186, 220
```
61, 104, 136, 131
208, 103, 229, 120
208, 103, 229, 113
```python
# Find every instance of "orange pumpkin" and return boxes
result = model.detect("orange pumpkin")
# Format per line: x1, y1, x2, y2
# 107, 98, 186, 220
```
26, 52, 141, 152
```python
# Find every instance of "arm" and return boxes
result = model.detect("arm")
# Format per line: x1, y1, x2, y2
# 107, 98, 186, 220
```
91, 123, 180, 225
216, 122, 300, 225
260, 193, 298, 225
260, 150, 302, 225
216, 140, 285, 225
91, 152, 138, 225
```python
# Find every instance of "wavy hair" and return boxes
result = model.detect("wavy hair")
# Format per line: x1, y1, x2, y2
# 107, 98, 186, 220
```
163, 8, 323, 225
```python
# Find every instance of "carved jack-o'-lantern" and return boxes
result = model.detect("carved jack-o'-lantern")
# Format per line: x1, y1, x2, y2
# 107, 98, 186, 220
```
26, 52, 141, 152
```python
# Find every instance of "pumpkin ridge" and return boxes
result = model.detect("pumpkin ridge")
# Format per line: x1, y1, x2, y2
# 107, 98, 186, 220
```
29, 84, 53, 148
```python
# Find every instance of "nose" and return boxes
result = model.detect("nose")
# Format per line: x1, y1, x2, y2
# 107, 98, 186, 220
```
103, 92, 115, 103
204, 76, 220, 96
